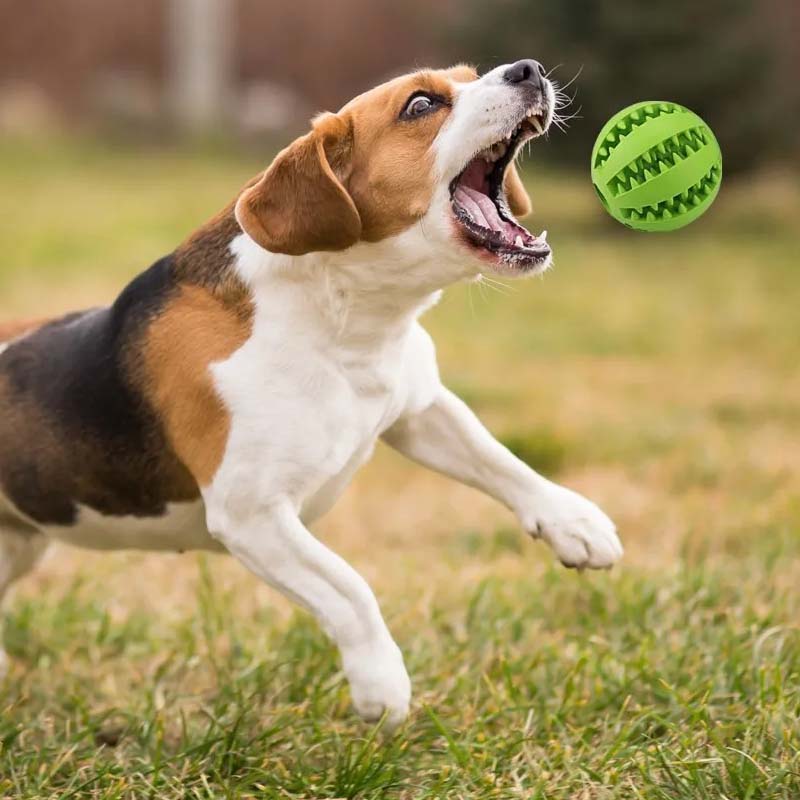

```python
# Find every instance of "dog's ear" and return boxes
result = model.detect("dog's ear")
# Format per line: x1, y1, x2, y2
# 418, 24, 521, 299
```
235, 113, 362, 255
504, 161, 532, 218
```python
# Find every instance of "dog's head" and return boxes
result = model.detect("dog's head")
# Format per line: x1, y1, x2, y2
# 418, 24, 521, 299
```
236, 61, 555, 285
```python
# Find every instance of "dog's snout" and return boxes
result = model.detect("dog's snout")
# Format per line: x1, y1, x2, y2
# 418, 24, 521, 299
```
503, 59, 546, 90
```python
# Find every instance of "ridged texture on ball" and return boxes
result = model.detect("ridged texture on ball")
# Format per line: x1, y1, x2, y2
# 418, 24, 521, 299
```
591, 101, 722, 231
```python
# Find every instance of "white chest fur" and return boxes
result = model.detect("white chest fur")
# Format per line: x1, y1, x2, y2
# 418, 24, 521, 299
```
203, 234, 442, 527
209, 293, 420, 516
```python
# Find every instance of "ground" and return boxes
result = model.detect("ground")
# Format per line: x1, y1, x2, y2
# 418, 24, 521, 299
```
0, 137, 798, 799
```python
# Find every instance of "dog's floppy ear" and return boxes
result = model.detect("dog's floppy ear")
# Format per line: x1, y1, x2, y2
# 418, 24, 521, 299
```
236, 113, 362, 255
504, 161, 532, 218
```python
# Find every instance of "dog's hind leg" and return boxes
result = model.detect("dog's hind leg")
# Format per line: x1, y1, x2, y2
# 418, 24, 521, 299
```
0, 528, 49, 677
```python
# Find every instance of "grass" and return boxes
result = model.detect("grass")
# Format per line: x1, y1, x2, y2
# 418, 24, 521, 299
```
1, 136, 799, 798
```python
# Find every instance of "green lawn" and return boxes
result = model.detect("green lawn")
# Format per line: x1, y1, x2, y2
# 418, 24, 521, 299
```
1, 137, 799, 798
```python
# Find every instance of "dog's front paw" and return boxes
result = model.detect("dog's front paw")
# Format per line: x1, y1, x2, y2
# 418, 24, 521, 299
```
342, 639, 411, 731
524, 484, 623, 569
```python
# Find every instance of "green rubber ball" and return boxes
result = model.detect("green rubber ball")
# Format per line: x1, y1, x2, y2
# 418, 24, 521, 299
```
591, 101, 722, 231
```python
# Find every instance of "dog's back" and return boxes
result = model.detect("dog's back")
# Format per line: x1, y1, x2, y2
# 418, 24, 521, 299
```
0, 261, 201, 531
0, 318, 48, 344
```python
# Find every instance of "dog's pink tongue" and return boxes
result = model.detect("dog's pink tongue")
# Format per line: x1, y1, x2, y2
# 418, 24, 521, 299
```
455, 185, 506, 233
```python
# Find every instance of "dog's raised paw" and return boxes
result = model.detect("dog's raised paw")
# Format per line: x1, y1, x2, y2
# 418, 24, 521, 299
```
526, 485, 623, 570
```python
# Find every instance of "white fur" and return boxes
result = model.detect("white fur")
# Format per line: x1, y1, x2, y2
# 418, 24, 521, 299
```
435, 64, 556, 185
200, 67, 618, 727
0, 64, 621, 726
39, 501, 216, 552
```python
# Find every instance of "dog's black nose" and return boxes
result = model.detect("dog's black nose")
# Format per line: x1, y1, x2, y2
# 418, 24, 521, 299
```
503, 59, 546, 89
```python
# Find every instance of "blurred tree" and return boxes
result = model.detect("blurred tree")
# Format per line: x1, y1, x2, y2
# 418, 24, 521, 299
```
445, 0, 797, 173
168, 0, 233, 131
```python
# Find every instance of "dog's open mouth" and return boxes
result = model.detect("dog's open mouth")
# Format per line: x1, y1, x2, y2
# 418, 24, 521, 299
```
449, 109, 551, 272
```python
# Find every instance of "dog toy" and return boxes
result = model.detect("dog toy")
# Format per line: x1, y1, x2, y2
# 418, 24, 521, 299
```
591, 101, 722, 231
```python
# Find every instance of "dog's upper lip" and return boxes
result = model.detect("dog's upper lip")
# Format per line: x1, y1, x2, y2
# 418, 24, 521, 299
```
448, 102, 550, 201
452, 104, 550, 185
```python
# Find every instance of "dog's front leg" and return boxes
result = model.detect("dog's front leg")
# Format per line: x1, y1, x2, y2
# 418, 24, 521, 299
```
207, 498, 410, 728
383, 387, 623, 569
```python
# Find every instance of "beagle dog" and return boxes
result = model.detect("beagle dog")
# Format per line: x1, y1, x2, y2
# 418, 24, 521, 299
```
0, 60, 622, 728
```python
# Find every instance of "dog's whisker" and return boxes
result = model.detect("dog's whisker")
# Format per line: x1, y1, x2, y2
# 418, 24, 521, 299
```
417, 215, 434, 245
476, 277, 491, 304
467, 280, 477, 318
479, 273, 511, 290
553, 65, 583, 94
551, 108, 583, 131
557, 108, 583, 123
544, 63, 564, 80
554, 94, 579, 115
478, 275, 514, 296
550, 103, 582, 134
483, 283, 512, 297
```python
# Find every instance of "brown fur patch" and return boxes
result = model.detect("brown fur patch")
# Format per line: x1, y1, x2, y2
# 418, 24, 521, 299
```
0, 206, 252, 524
504, 165, 532, 218
141, 284, 253, 488
237, 65, 481, 253
236, 119, 362, 256
340, 66, 478, 242
0, 318, 48, 343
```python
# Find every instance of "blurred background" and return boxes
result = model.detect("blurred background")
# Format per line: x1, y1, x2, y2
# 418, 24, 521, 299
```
1, 3, 799, 795
0, 0, 797, 169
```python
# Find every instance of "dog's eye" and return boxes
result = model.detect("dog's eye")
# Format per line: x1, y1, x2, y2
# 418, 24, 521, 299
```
401, 93, 438, 119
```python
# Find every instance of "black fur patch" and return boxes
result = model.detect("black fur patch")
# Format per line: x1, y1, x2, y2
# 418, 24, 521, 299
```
0, 256, 199, 525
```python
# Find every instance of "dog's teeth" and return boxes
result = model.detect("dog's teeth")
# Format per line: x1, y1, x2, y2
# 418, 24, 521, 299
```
531, 117, 544, 135
540, 229, 548, 241
514, 235, 524, 247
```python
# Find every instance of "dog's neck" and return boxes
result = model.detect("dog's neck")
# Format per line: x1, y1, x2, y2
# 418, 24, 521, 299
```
228, 227, 453, 351
173, 203, 471, 351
